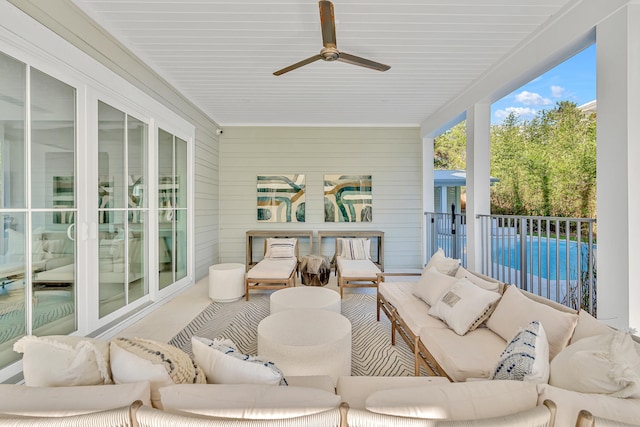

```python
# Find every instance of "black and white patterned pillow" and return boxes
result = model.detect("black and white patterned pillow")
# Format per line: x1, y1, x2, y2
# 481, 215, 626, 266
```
491, 320, 550, 383
265, 238, 296, 259
340, 238, 371, 260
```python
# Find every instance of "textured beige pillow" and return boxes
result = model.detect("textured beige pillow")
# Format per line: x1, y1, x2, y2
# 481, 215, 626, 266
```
549, 331, 640, 398
13, 335, 111, 386
413, 266, 458, 306
110, 337, 206, 408
423, 248, 460, 276
486, 285, 578, 359
428, 278, 501, 336
454, 267, 501, 292
570, 309, 614, 344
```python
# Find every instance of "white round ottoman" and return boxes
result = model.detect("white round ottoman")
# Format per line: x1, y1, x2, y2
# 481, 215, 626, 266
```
270, 286, 341, 313
208, 263, 245, 302
257, 309, 352, 383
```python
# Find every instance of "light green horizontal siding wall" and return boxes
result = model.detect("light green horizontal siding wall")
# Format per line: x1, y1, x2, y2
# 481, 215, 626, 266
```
220, 127, 423, 269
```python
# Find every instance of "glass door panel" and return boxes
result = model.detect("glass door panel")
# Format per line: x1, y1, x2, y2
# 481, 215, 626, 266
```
98, 101, 148, 317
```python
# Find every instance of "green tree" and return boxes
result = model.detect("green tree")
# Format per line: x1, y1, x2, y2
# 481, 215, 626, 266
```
434, 122, 466, 170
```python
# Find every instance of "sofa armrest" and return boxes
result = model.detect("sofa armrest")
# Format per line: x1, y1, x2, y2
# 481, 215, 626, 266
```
44, 256, 74, 271
376, 272, 421, 283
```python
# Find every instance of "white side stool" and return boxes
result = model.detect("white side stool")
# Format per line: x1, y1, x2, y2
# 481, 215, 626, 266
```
209, 263, 245, 302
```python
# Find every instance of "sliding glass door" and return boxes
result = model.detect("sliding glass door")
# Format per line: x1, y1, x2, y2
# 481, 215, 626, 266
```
158, 129, 188, 289
97, 101, 148, 318
0, 53, 77, 367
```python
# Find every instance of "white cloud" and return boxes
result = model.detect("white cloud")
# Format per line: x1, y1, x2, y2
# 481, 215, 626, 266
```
515, 90, 552, 106
551, 85, 565, 98
495, 107, 537, 120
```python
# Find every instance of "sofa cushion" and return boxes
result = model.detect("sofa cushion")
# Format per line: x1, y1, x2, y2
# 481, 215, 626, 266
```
413, 267, 458, 306
537, 383, 640, 427
336, 375, 450, 410
549, 331, 640, 398
570, 309, 614, 344
336, 257, 380, 278
423, 248, 460, 276
365, 380, 538, 420
0, 382, 151, 416
13, 335, 111, 387
285, 375, 336, 394
419, 327, 506, 381
486, 285, 578, 359
191, 336, 286, 385
379, 282, 448, 333
491, 320, 549, 383
428, 278, 501, 336
159, 384, 341, 419
110, 337, 206, 408
454, 267, 501, 293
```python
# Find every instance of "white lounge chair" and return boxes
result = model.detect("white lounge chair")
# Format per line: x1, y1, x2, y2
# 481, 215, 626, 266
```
245, 238, 299, 301
334, 237, 382, 298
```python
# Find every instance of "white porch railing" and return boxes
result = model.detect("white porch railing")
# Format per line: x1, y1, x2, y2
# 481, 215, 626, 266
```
425, 212, 597, 315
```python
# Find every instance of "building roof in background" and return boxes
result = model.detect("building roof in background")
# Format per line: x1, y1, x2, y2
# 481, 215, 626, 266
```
434, 170, 499, 187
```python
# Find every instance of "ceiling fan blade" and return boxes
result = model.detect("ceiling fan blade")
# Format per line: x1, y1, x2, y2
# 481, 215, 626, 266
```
273, 54, 323, 76
319, 0, 337, 48
337, 52, 391, 72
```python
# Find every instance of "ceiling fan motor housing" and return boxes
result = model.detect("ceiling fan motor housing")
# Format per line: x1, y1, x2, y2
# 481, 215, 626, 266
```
321, 47, 340, 61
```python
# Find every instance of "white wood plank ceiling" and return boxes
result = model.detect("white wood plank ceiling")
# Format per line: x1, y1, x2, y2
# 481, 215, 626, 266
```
71, 0, 574, 126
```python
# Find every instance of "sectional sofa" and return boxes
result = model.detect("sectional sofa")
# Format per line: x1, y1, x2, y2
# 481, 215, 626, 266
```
376, 249, 640, 425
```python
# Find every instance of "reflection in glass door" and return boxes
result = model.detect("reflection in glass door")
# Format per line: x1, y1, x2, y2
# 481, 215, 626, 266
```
0, 53, 76, 368
158, 129, 187, 289
97, 101, 148, 318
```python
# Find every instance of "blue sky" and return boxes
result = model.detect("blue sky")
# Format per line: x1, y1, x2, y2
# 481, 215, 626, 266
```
491, 44, 596, 124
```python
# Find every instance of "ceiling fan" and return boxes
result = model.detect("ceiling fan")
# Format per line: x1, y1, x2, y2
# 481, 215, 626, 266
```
273, 0, 390, 76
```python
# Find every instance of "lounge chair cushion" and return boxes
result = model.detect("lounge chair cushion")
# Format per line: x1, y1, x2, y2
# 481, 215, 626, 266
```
247, 258, 297, 280
419, 327, 506, 381
486, 285, 578, 360
365, 380, 538, 420
336, 256, 380, 278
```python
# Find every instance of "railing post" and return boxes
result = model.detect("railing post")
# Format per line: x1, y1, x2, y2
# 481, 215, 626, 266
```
519, 217, 528, 291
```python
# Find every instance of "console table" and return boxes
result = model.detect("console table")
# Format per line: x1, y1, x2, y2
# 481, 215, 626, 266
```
317, 230, 384, 270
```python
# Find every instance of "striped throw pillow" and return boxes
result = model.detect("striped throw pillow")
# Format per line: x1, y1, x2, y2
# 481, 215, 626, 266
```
340, 238, 371, 260
265, 238, 296, 259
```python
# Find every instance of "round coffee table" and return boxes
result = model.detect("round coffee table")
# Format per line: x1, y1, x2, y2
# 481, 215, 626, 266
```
270, 286, 341, 313
257, 309, 351, 383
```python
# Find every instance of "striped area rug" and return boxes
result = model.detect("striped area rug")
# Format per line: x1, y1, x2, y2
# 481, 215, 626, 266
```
170, 292, 415, 377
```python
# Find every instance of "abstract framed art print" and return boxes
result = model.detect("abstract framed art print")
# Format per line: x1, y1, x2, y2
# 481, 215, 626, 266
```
324, 174, 372, 222
257, 174, 306, 222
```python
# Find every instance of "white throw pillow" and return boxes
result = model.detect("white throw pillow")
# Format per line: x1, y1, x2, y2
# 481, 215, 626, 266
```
412, 266, 459, 307
491, 320, 550, 383
191, 336, 286, 385
339, 238, 371, 260
428, 278, 502, 336
423, 248, 460, 276
265, 238, 297, 259
110, 337, 206, 408
549, 331, 640, 398
13, 335, 112, 386
454, 267, 501, 292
